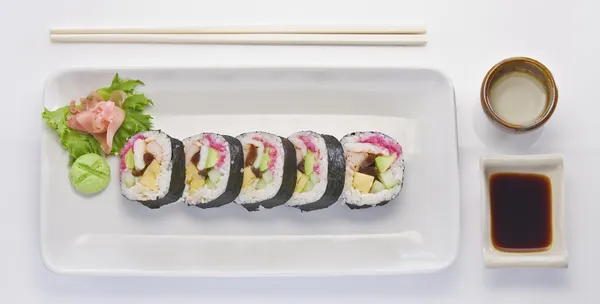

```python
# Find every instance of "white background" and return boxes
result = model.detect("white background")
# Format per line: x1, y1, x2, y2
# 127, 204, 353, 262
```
1, 0, 596, 302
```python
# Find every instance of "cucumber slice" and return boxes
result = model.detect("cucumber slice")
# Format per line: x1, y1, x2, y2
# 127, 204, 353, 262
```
205, 148, 220, 168
262, 170, 274, 184
207, 169, 221, 184
304, 151, 315, 175
258, 152, 270, 171
206, 178, 216, 189
242, 167, 256, 188
295, 174, 309, 192
309, 171, 320, 185
303, 180, 315, 192
370, 180, 386, 193
256, 178, 267, 189
123, 172, 135, 188
375, 154, 397, 173
378, 170, 397, 189
125, 149, 134, 170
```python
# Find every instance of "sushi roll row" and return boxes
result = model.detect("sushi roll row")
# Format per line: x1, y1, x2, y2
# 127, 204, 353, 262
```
119, 130, 404, 211
288, 131, 346, 212
183, 133, 244, 209
120, 131, 186, 209
341, 132, 405, 209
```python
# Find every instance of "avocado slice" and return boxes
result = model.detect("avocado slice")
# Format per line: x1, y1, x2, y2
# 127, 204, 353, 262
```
258, 152, 270, 172
304, 151, 315, 175
125, 149, 135, 170
207, 168, 221, 184
378, 170, 397, 189
309, 171, 320, 185
206, 178, 217, 189
370, 180, 386, 193
352, 172, 375, 194
146, 160, 161, 175
375, 154, 397, 173
185, 164, 199, 183
123, 171, 135, 188
242, 167, 256, 188
295, 174, 309, 193
139, 160, 160, 190
139, 173, 157, 190
205, 148, 220, 168
255, 178, 267, 190
263, 171, 274, 184
190, 175, 205, 192
303, 180, 315, 192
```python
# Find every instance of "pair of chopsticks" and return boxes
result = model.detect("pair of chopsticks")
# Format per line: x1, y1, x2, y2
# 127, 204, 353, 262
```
49, 26, 427, 46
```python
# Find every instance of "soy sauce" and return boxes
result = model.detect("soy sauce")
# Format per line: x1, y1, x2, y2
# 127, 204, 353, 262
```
489, 172, 552, 252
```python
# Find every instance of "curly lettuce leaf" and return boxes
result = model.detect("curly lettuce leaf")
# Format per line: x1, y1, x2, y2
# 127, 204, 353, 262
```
61, 130, 103, 164
43, 73, 154, 160
41, 106, 70, 137
110, 94, 153, 154
96, 73, 145, 100
122, 93, 154, 111
42, 106, 103, 164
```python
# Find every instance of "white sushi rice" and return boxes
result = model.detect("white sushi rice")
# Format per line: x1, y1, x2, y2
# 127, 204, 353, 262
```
286, 131, 329, 207
120, 131, 173, 201
341, 132, 405, 207
235, 132, 284, 205
182, 134, 230, 205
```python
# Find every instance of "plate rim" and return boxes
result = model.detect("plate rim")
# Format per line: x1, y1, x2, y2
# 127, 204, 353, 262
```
40, 66, 459, 277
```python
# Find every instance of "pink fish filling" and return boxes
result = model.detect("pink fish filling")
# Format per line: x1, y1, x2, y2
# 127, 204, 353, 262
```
298, 134, 321, 174
314, 163, 321, 174
360, 134, 403, 158
252, 136, 278, 170
204, 133, 228, 168
119, 134, 146, 172
298, 135, 318, 152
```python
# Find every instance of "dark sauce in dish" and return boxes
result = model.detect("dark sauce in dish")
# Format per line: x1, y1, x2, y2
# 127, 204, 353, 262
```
489, 172, 552, 252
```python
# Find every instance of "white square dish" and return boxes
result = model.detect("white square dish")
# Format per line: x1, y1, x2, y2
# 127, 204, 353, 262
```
41, 67, 459, 276
480, 154, 567, 268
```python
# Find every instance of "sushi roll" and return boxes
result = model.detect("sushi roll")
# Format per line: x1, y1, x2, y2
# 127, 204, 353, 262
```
340, 132, 405, 209
235, 131, 297, 211
286, 131, 346, 212
120, 131, 186, 209
182, 133, 244, 208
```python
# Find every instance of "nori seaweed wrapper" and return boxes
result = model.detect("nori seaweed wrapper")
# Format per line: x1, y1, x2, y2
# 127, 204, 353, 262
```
345, 200, 390, 210
240, 202, 261, 212
194, 135, 244, 209
256, 137, 297, 210
292, 134, 346, 212
137, 133, 186, 209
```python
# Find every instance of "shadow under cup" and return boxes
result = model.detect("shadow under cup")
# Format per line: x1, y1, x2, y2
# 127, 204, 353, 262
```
480, 57, 558, 133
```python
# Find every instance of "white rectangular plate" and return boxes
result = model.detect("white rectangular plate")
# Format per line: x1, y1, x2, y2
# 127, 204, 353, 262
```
41, 67, 459, 276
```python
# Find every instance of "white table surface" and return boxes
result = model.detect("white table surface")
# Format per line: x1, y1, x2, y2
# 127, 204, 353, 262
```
1, 0, 596, 302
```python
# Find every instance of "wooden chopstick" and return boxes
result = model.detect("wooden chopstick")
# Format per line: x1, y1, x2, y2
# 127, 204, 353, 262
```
49, 33, 427, 46
50, 26, 427, 35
